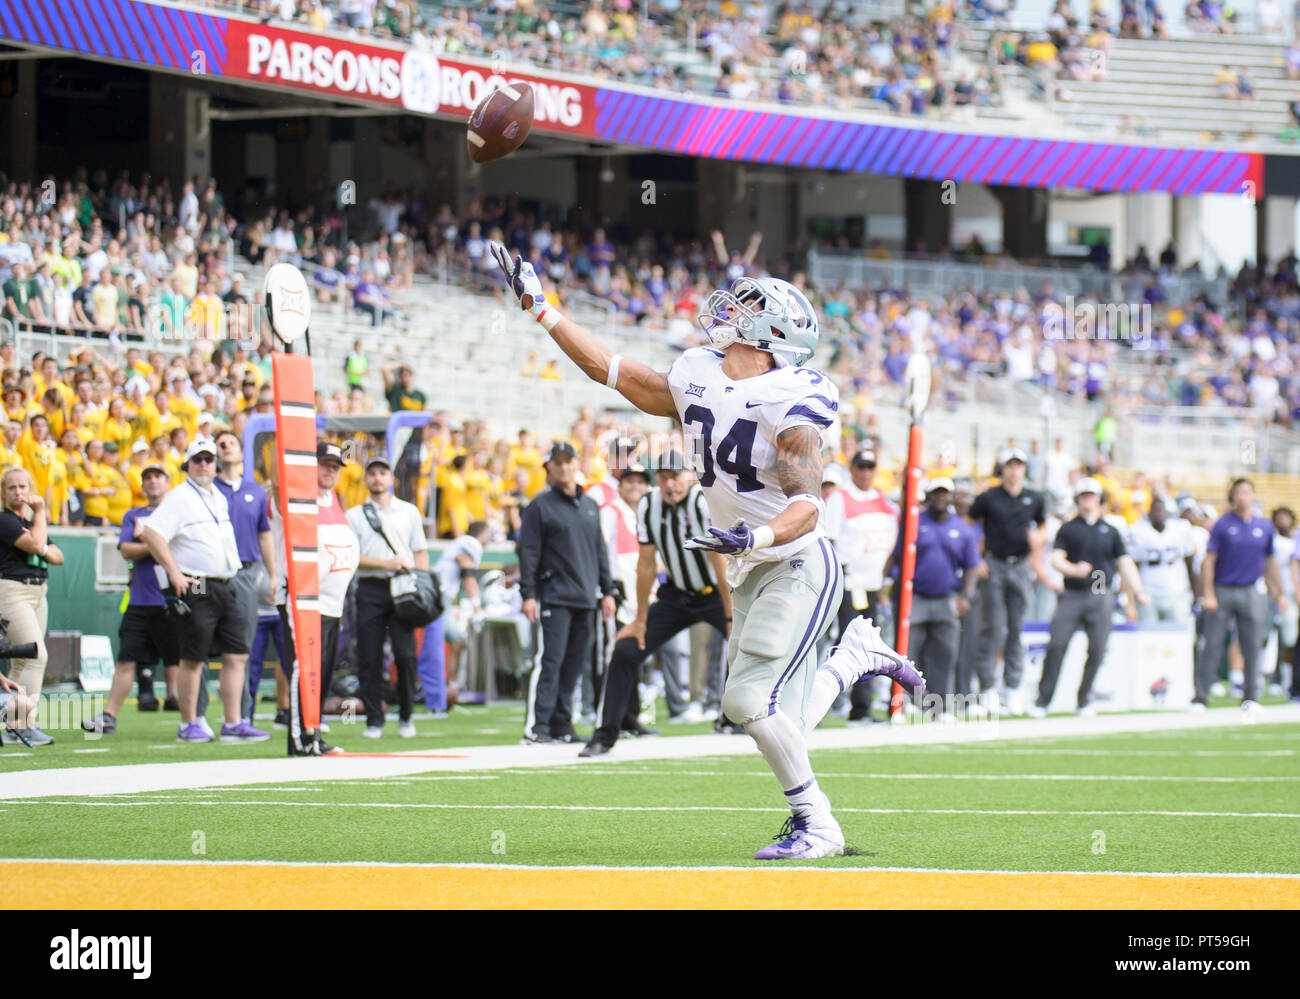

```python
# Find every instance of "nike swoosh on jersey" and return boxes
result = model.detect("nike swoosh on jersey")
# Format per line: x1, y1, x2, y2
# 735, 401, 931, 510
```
745, 400, 765, 408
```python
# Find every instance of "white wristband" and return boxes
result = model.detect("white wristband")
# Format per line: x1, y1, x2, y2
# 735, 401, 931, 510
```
786, 493, 825, 518
537, 307, 561, 332
751, 525, 775, 552
605, 354, 622, 390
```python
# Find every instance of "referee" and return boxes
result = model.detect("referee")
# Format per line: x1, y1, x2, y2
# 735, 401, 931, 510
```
580, 451, 732, 757
1031, 477, 1148, 717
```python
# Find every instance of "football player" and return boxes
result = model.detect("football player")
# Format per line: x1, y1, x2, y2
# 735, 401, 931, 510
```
491, 243, 922, 859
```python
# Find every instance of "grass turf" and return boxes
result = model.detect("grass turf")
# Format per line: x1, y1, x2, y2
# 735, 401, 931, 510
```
3, 688, 1291, 772
4, 722, 1298, 874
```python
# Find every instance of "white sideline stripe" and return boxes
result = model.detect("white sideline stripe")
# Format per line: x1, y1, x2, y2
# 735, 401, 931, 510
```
2, 704, 1298, 801
12, 857, 1300, 878
491, 770, 1300, 783
10, 799, 1300, 819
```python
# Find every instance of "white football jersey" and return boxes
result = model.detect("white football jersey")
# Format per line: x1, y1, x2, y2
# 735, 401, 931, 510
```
667, 346, 838, 585
1126, 517, 1196, 597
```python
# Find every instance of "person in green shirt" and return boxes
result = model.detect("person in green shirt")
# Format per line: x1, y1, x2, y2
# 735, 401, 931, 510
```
344, 339, 368, 389
3, 262, 37, 320
382, 360, 426, 412
1094, 409, 1118, 461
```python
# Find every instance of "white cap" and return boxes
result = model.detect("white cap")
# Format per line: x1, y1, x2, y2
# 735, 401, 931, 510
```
185, 437, 217, 461
998, 447, 1028, 467
131, 438, 149, 455
1074, 476, 1103, 498
822, 463, 848, 488
925, 476, 955, 494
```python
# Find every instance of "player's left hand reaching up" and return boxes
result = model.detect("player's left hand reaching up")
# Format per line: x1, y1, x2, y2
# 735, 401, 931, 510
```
489, 241, 547, 318
686, 520, 757, 557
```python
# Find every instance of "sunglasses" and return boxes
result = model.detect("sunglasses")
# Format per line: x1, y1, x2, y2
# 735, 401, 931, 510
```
189, 453, 216, 464
853, 461, 877, 470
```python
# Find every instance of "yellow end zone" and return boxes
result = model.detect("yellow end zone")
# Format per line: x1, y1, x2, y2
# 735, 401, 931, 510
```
12, 862, 1300, 909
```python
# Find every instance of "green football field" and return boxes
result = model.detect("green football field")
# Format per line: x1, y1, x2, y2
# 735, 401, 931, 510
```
4, 694, 1298, 908
3, 718, 1298, 872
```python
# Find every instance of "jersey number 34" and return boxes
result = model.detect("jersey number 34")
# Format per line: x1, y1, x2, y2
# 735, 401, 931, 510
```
683, 405, 763, 493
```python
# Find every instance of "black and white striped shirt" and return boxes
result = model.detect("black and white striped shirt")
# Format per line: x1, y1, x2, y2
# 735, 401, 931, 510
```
637, 483, 717, 593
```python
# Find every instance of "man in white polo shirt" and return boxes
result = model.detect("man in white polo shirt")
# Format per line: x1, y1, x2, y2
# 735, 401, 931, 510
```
141, 437, 270, 743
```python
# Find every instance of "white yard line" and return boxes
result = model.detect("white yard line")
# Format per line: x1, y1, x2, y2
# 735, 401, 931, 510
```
2, 704, 1298, 801
7, 799, 1299, 819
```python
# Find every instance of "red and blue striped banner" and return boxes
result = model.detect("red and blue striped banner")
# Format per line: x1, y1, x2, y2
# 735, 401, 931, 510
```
0, 0, 1264, 196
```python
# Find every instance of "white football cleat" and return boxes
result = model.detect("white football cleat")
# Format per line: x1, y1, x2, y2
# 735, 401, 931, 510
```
1027, 705, 1048, 719
398, 721, 417, 738
1241, 700, 1260, 723
753, 814, 845, 860
1004, 690, 1026, 716
1075, 704, 1096, 718
362, 726, 383, 739
823, 617, 923, 700
1187, 702, 1207, 713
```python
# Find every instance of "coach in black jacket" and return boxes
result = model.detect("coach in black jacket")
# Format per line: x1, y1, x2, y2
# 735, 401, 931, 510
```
518, 441, 616, 744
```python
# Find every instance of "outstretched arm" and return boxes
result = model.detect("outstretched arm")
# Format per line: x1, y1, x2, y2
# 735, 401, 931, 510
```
491, 242, 676, 418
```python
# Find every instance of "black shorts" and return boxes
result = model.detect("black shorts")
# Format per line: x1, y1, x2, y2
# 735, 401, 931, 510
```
180, 576, 251, 661
117, 605, 181, 667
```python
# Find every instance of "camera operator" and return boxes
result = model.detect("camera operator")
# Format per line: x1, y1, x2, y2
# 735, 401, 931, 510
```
347, 454, 429, 739
0, 465, 63, 746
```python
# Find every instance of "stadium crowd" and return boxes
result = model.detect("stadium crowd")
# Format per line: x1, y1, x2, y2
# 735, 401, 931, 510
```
189, 0, 1007, 117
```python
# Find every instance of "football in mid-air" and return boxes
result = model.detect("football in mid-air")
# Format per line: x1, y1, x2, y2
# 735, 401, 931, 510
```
466, 83, 534, 164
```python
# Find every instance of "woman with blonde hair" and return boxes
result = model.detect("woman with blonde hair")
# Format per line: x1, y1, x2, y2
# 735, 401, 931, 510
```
0, 465, 64, 745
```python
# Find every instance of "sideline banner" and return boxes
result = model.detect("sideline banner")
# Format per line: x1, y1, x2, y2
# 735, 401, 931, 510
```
0, 0, 1262, 195
1018, 621, 1196, 712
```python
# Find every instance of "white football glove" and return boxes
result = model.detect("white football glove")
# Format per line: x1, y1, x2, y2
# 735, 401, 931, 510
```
489, 240, 546, 318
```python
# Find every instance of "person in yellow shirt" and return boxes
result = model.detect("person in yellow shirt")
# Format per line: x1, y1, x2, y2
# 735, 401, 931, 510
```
0, 419, 24, 470
150, 389, 183, 443
539, 360, 563, 382
185, 276, 223, 341
436, 454, 471, 539
32, 356, 74, 408
506, 429, 545, 498
463, 451, 494, 523
102, 443, 132, 525
336, 453, 368, 508
100, 398, 134, 459
2, 383, 27, 424
148, 434, 182, 486
125, 438, 151, 505
167, 374, 201, 438
38, 388, 67, 443
19, 413, 57, 507
47, 445, 72, 525
1026, 37, 1058, 67
66, 401, 96, 446
76, 439, 117, 526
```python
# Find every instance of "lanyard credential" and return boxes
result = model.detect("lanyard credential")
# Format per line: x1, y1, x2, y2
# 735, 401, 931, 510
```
187, 479, 223, 526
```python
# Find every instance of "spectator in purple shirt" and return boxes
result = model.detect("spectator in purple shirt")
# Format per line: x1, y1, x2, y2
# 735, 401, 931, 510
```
886, 478, 982, 719
1197, 478, 1288, 713
81, 462, 178, 734
353, 269, 396, 326
589, 228, 616, 270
